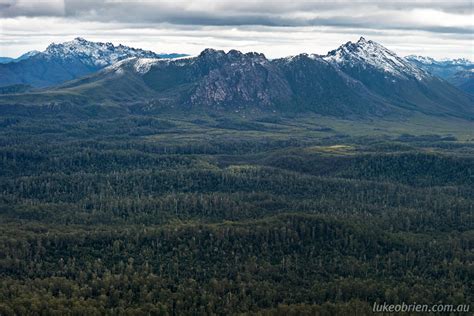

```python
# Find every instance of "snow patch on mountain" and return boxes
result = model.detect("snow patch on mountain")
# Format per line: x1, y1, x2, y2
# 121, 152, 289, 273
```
104, 55, 197, 76
101, 58, 134, 75
134, 58, 161, 74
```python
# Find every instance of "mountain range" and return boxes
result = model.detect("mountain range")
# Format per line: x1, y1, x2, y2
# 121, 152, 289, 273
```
405, 55, 474, 94
0, 38, 187, 88
1, 37, 473, 120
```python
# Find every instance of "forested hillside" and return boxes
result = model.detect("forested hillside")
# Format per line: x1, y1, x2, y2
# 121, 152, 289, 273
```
0, 110, 472, 314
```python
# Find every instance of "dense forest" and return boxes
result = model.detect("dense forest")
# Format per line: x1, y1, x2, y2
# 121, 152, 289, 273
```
0, 111, 473, 315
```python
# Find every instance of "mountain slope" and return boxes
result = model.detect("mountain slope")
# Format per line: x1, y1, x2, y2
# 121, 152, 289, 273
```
450, 69, 474, 94
273, 54, 391, 116
0, 57, 14, 64
0, 38, 185, 88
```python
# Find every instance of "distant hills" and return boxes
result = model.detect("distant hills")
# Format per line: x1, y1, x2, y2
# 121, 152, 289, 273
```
405, 55, 474, 94
0, 37, 472, 120
0, 50, 40, 64
0, 38, 187, 88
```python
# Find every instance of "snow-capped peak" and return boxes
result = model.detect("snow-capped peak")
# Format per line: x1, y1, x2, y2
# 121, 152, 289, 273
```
43, 37, 161, 68
323, 37, 428, 80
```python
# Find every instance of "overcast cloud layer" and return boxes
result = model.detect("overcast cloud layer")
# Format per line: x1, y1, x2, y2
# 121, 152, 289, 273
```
0, 0, 473, 59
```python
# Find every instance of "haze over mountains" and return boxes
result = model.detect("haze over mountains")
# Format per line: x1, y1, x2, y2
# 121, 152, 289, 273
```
1, 37, 473, 120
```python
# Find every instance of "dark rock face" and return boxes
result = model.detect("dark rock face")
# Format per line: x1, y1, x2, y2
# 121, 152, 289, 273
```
190, 50, 292, 109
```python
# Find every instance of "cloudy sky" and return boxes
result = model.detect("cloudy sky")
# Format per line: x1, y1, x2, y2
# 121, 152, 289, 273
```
0, 0, 473, 59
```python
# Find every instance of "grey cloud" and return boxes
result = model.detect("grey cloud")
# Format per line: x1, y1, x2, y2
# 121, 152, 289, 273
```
0, 0, 65, 17
0, 0, 472, 35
